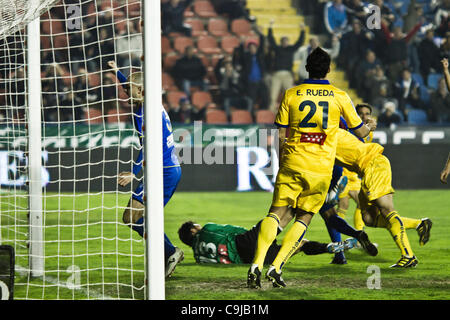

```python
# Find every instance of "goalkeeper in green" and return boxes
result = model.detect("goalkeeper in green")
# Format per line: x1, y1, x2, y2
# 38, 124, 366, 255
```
178, 218, 357, 265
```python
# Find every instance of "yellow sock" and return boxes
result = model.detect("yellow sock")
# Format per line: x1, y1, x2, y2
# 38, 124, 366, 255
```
337, 208, 347, 219
271, 219, 307, 272
353, 208, 365, 230
385, 211, 414, 257
253, 213, 280, 269
400, 217, 421, 230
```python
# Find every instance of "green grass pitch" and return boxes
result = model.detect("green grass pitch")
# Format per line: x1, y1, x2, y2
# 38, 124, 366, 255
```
3, 190, 450, 300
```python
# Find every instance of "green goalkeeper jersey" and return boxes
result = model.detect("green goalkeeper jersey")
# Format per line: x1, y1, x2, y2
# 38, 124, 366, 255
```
192, 223, 248, 264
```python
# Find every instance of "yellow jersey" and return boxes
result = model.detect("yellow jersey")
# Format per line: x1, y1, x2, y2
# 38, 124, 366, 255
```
335, 129, 384, 175
275, 79, 364, 176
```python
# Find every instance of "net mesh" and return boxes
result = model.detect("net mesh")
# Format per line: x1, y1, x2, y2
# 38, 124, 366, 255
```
0, 0, 145, 299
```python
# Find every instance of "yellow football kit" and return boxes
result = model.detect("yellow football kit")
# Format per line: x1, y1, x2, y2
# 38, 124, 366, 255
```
273, 80, 363, 213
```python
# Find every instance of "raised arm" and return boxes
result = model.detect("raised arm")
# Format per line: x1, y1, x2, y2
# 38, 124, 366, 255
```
442, 58, 450, 92
440, 152, 450, 184
292, 26, 305, 51
108, 60, 127, 89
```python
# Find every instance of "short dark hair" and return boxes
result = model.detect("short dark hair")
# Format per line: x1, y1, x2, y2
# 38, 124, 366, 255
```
356, 103, 373, 114
306, 47, 331, 79
178, 221, 196, 247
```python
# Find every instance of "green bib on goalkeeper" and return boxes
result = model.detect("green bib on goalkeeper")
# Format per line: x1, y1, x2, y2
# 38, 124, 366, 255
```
192, 223, 247, 264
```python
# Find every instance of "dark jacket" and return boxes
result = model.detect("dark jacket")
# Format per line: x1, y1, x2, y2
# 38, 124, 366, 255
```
268, 28, 305, 72
172, 55, 206, 82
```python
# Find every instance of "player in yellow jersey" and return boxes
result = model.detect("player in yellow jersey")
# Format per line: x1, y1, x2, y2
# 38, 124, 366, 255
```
247, 48, 377, 288
337, 104, 374, 231
335, 129, 433, 268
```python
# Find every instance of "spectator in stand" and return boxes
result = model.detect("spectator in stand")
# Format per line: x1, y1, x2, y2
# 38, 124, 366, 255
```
236, 28, 269, 110
440, 33, 450, 60
344, 0, 369, 25
168, 96, 206, 123
429, 77, 450, 123
217, 59, 252, 116
267, 20, 305, 112
372, 82, 398, 116
356, 49, 381, 98
172, 46, 208, 97
372, 0, 396, 25
393, 68, 422, 118
162, 0, 194, 36
418, 29, 443, 86
211, 0, 253, 21
338, 19, 372, 88
295, 35, 340, 81
378, 101, 403, 128
324, 0, 348, 37
434, 0, 450, 38
365, 65, 392, 108
381, 20, 422, 82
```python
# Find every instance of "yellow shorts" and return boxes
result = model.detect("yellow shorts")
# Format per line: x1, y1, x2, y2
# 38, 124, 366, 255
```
272, 165, 330, 214
339, 168, 361, 199
359, 154, 395, 210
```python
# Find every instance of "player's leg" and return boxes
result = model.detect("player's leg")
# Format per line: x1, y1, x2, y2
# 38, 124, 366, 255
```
122, 197, 145, 236
349, 190, 365, 230
362, 154, 417, 267
163, 166, 184, 277
266, 208, 313, 287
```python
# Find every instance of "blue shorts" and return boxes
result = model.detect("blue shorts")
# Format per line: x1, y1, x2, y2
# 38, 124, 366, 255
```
132, 166, 182, 206
319, 165, 343, 214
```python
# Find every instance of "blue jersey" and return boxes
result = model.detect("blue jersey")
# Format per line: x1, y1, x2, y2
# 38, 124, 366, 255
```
116, 70, 180, 175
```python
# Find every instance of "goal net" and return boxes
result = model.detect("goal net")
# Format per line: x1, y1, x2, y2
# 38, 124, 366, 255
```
0, 0, 147, 299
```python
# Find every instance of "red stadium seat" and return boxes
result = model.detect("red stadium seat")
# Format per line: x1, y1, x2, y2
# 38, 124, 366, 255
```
162, 72, 177, 91
86, 108, 103, 124
174, 36, 194, 54
255, 110, 275, 124
197, 36, 221, 54
192, 91, 212, 109
221, 36, 240, 54
163, 53, 180, 70
206, 109, 228, 124
194, 1, 217, 18
167, 91, 188, 107
231, 19, 253, 37
185, 18, 207, 37
231, 110, 253, 124
162, 36, 172, 54
208, 18, 230, 37
107, 108, 129, 124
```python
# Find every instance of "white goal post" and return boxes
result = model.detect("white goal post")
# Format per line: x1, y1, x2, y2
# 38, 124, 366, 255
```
0, 0, 164, 300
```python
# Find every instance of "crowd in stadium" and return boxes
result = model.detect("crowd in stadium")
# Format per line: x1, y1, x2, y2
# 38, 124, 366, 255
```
0, 0, 448, 126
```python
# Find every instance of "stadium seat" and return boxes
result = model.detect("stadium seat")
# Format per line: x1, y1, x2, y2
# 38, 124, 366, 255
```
163, 53, 180, 70
167, 91, 187, 107
41, 20, 64, 35
231, 110, 253, 124
411, 73, 424, 87
206, 109, 228, 124
192, 91, 212, 109
174, 36, 194, 54
221, 36, 240, 54
427, 73, 442, 90
231, 19, 253, 37
107, 108, 129, 124
208, 18, 230, 37
408, 109, 428, 125
194, 1, 218, 18
86, 108, 103, 124
162, 72, 177, 91
162, 36, 172, 54
197, 36, 221, 54
255, 110, 275, 124
185, 18, 208, 37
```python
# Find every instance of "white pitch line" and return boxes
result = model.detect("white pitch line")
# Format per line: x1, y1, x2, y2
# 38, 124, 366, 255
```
15, 265, 115, 300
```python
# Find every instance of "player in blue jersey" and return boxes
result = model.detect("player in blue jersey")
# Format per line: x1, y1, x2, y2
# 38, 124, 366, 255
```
108, 61, 183, 277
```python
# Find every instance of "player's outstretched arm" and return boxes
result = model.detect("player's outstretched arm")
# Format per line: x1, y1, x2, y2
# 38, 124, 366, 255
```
442, 59, 450, 92
440, 152, 450, 184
